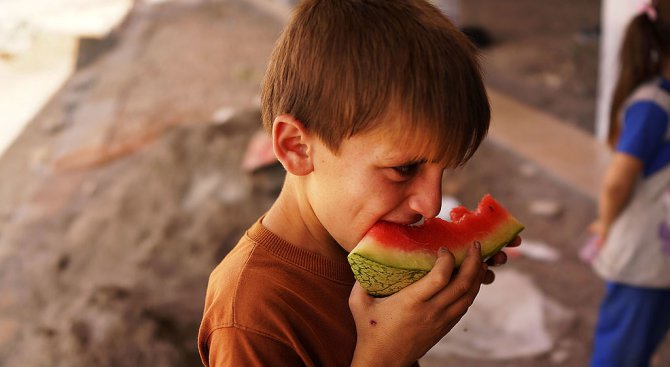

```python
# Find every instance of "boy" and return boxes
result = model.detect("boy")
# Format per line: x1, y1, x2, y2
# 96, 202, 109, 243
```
198, 1, 519, 366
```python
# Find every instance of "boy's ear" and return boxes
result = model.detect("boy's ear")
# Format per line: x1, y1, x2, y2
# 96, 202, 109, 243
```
272, 114, 314, 176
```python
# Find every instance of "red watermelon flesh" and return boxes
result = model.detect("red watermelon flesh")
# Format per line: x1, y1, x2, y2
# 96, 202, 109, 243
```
348, 194, 524, 297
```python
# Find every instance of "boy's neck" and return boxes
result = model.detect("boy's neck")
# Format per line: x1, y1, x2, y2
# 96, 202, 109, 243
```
262, 177, 348, 261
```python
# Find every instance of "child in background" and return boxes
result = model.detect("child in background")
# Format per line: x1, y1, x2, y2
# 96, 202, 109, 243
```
198, 1, 520, 366
590, 1, 670, 366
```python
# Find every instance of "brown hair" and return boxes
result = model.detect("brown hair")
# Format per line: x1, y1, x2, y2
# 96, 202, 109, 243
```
608, 0, 670, 148
261, 0, 489, 168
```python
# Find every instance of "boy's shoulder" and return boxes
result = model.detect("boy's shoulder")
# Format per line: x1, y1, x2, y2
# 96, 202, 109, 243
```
200, 224, 299, 344
202, 220, 329, 323
204, 223, 290, 318
200, 219, 356, 359
201, 218, 356, 333
199, 222, 359, 365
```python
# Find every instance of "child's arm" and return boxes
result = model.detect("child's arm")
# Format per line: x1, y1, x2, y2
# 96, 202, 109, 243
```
592, 152, 643, 245
348, 243, 485, 367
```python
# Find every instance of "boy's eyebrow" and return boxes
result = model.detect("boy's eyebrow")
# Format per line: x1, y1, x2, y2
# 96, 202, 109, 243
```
381, 156, 428, 166
402, 159, 428, 165
395, 157, 454, 169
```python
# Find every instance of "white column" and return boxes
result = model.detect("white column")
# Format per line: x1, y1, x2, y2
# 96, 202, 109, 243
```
595, 0, 640, 142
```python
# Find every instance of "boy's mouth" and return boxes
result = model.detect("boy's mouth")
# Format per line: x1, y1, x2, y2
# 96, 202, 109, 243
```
375, 216, 425, 228
408, 217, 425, 227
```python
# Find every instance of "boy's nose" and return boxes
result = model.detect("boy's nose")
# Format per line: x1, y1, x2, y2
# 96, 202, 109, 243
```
407, 169, 443, 219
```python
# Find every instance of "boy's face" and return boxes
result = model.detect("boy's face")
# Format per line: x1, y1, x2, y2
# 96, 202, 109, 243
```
305, 123, 447, 252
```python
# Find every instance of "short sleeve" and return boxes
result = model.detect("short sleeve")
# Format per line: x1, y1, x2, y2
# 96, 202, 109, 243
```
205, 327, 304, 367
616, 101, 669, 164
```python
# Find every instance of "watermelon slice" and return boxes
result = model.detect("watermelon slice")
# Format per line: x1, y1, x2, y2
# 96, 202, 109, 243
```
348, 194, 524, 297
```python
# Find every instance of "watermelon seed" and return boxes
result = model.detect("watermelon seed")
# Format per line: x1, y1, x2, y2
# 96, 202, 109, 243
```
488, 205, 494, 211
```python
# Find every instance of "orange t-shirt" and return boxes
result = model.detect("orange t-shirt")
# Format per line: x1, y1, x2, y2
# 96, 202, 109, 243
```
198, 219, 358, 366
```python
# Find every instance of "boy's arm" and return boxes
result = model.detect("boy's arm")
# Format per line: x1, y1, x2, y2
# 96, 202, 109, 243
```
348, 243, 486, 367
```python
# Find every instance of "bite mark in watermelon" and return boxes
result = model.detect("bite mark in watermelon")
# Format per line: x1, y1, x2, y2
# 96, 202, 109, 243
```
347, 194, 524, 297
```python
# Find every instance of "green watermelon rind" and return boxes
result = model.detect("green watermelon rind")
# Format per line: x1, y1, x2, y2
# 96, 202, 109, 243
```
479, 225, 524, 261
349, 225, 524, 297
455, 222, 525, 265
348, 253, 429, 297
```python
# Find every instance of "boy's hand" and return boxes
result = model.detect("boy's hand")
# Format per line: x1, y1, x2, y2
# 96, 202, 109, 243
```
348, 243, 486, 367
484, 235, 522, 284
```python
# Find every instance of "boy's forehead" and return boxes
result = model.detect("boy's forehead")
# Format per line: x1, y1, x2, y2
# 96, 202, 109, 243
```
366, 123, 449, 165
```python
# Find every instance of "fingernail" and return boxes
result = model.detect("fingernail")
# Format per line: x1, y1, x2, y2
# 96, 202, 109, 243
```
473, 241, 481, 251
439, 246, 448, 254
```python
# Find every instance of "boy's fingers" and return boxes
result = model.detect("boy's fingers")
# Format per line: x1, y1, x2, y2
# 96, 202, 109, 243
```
482, 268, 495, 284
507, 236, 522, 248
486, 251, 507, 267
407, 247, 456, 302
431, 243, 484, 305
439, 279, 480, 320
485, 237, 520, 267
434, 261, 485, 326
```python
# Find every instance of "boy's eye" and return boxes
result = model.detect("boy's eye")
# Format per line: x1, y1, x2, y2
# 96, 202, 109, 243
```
391, 163, 420, 178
